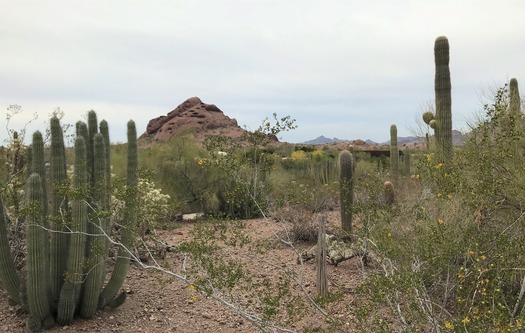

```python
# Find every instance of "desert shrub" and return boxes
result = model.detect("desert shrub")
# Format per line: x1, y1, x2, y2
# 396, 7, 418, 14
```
203, 114, 297, 219
359, 84, 525, 332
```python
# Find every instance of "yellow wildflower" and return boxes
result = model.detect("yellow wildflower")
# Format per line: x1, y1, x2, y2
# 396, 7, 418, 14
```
438, 219, 444, 225
462, 316, 470, 324
198, 159, 204, 166
437, 193, 442, 198
188, 284, 196, 291
445, 321, 453, 329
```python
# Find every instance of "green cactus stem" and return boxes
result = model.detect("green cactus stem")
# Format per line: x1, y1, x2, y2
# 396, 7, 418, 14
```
49, 116, 70, 309
26, 173, 53, 331
98, 120, 138, 309
0, 201, 21, 305
339, 150, 354, 236
390, 125, 399, 182
508, 78, 521, 118
80, 133, 107, 319
434, 36, 453, 162
87, 111, 98, 182
56, 136, 88, 325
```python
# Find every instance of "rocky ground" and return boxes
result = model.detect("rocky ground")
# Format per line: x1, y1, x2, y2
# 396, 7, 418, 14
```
0, 212, 388, 333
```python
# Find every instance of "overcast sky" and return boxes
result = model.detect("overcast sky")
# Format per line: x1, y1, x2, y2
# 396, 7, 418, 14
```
1, 0, 524, 145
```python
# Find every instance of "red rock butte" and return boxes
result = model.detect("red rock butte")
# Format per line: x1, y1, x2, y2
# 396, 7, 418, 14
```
140, 97, 246, 142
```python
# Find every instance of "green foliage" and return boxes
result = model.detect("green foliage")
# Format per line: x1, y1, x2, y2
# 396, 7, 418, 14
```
360, 83, 525, 332
202, 113, 297, 219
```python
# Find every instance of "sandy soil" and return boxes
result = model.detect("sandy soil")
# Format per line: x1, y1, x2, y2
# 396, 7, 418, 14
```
0, 212, 379, 333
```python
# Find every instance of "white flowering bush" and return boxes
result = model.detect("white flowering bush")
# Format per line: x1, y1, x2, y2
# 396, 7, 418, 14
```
111, 171, 173, 237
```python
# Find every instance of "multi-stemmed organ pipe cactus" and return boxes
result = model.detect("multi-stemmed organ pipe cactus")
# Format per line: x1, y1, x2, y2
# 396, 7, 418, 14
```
0, 112, 138, 331
434, 36, 453, 162
390, 124, 399, 182
339, 150, 354, 236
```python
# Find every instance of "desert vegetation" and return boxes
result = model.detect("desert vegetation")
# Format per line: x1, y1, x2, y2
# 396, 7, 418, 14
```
1, 35, 525, 332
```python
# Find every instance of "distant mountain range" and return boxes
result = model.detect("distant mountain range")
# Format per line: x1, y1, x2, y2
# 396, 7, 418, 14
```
301, 130, 465, 146
301, 135, 422, 146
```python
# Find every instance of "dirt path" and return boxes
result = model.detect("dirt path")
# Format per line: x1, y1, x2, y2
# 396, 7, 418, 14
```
0, 213, 374, 332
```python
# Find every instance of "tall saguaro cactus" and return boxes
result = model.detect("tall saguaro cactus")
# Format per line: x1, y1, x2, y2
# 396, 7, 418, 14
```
390, 124, 399, 182
434, 36, 453, 162
508, 78, 521, 118
339, 150, 354, 235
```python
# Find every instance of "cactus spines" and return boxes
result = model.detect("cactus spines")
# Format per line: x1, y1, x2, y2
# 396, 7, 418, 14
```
0, 201, 21, 305
390, 125, 399, 182
339, 150, 354, 235
434, 36, 453, 162
99, 120, 138, 309
57, 136, 88, 325
26, 173, 53, 330
384, 181, 395, 206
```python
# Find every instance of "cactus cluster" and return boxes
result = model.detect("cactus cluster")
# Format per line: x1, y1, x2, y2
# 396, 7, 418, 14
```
0, 112, 138, 331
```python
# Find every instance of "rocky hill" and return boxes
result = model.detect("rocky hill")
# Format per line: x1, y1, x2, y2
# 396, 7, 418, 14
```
140, 97, 246, 142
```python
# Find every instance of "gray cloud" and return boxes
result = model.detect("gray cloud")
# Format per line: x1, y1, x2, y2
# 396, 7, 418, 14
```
1, 0, 525, 144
